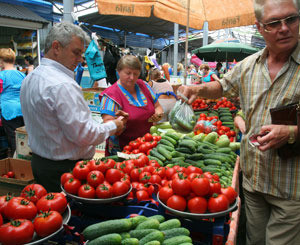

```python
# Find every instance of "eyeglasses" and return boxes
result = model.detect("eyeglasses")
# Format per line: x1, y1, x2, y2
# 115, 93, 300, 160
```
260, 14, 300, 32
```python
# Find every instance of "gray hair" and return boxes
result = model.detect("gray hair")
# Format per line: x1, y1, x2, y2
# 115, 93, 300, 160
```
254, 0, 299, 21
44, 22, 90, 53
116, 55, 142, 71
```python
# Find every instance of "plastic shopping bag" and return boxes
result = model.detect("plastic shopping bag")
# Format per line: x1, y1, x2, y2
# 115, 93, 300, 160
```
85, 40, 107, 81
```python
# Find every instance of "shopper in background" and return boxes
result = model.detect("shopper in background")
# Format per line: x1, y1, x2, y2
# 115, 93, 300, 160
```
214, 62, 223, 78
148, 68, 177, 122
0, 48, 25, 157
24, 55, 34, 75
179, 0, 300, 243
199, 64, 220, 83
100, 55, 164, 156
176, 63, 184, 76
20, 22, 127, 192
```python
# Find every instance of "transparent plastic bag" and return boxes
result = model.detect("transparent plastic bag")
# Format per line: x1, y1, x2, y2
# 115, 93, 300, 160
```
169, 100, 196, 133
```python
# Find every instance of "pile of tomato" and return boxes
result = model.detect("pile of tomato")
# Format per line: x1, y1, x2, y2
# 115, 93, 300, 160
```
212, 98, 237, 111
1, 171, 15, 178
158, 167, 237, 214
122, 133, 161, 155
0, 184, 68, 245
192, 98, 208, 110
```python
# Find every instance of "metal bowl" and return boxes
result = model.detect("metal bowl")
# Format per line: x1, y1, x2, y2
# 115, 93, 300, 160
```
61, 184, 132, 204
157, 193, 238, 219
25, 205, 71, 245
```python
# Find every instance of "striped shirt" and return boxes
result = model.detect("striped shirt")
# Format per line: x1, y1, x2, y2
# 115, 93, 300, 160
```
100, 81, 157, 116
220, 42, 300, 200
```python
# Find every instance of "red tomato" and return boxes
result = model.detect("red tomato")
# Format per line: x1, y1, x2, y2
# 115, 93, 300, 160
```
87, 170, 104, 188
165, 167, 177, 180
60, 172, 74, 185
120, 174, 131, 186
0, 213, 2, 226
63, 178, 81, 195
5, 197, 37, 220
123, 145, 132, 152
33, 210, 63, 237
0, 194, 13, 216
203, 172, 213, 180
0, 219, 34, 245
208, 194, 230, 213
199, 113, 207, 118
136, 190, 150, 202
220, 126, 230, 132
36, 193, 67, 214
158, 186, 173, 203
143, 165, 155, 174
208, 181, 222, 196
150, 140, 158, 148
144, 183, 155, 196
216, 120, 222, 128
185, 165, 203, 175
187, 173, 202, 181
212, 174, 220, 182
112, 181, 130, 197
149, 174, 162, 185
139, 172, 152, 184
129, 141, 140, 150
153, 167, 166, 179
136, 155, 149, 167
188, 197, 207, 214
148, 160, 160, 168
72, 163, 90, 180
132, 149, 140, 154
172, 172, 187, 180
130, 168, 142, 182
230, 130, 236, 137
221, 187, 238, 204
6, 171, 14, 178
172, 177, 191, 197
139, 142, 151, 154
96, 183, 113, 199
144, 133, 153, 142
191, 177, 210, 197
105, 169, 122, 184
104, 159, 116, 169
78, 184, 96, 199
21, 184, 47, 204
167, 195, 186, 211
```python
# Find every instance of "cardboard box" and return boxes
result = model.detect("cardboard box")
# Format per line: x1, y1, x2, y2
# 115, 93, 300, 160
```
15, 126, 32, 160
82, 87, 106, 113
0, 158, 34, 195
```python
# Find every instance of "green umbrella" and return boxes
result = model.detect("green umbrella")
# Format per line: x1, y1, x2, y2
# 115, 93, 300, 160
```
192, 42, 259, 62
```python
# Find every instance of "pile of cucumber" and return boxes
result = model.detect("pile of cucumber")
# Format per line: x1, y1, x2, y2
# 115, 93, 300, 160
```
148, 131, 239, 187
83, 215, 193, 245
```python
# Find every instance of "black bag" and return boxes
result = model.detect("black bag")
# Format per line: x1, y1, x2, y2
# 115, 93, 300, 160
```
270, 102, 300, 158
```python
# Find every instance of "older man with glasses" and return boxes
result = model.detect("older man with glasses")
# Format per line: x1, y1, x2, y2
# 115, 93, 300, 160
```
178, 0, 300, 244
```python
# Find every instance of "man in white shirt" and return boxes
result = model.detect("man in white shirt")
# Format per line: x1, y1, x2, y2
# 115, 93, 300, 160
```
20, 22, 126, 192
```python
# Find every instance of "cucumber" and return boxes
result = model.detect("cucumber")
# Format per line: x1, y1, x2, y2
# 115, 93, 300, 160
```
135, 218, 160, 230
175, 117, 194, 132
197, 145, 215, 154
83, 219, 132, 241
162, 235, 192, 245
160, 139, 175, 148
171, 151, 186, 158
144, 241, 161, 245
129, 229, 157, 240
175, 147, 194, 154
88, 233, 122, 245
121, 238, 139, 245
148, 156, 164, 166
165, 132, 180, 141
158, 219, 181, 231
149, 215, 165, 223
139, 231, 165, 245
157, 145, 172, 160
203, 154, 232, 163
204, 159, 222, 166
184, 159, 205, 168
162, 135, 177, 145
129, 215, 148, 228
185, 153, 204, 160
178, 140, 197, 152
120, 232, 131, 239
150, 148, 166, 162
158, 144, 174, 152
163, 227, 190, 239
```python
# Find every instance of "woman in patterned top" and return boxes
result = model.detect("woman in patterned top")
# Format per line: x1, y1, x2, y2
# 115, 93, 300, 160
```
100, 55, 164, 155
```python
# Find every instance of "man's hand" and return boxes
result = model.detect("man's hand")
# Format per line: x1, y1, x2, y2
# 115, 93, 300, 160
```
113, 116, 127, 136
115, 110, 129, 120
234, 116, 246, 134
178, 85, 200, 104
257, 124, 290, 151
148, 112, 164, 123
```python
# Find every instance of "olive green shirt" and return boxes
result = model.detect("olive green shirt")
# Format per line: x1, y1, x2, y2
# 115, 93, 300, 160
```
219, 42, 300, 200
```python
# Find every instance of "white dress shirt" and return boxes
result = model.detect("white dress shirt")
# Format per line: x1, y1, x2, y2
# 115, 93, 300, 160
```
20, 58, 116, 160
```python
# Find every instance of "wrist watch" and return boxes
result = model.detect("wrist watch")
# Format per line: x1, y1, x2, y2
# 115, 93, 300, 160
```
288, 126, 296, 144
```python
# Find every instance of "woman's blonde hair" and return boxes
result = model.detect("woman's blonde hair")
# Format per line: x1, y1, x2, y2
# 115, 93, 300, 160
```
200, 64, 210, 70
117, 55, 142, 72
0, 48, 16, 64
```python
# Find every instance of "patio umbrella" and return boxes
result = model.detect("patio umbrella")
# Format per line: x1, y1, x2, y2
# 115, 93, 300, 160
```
192, 42, 259, 62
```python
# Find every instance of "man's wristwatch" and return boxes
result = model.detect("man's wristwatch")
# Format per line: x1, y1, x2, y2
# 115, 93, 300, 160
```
288, 126, 296, 144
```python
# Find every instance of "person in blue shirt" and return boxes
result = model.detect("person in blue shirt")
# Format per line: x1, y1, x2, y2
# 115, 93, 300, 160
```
200, 64, 220, 83
0, 48, 25, 156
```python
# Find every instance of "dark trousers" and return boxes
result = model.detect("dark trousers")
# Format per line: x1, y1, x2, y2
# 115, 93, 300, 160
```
31, 153, 79, 192
1, 116, 24, 156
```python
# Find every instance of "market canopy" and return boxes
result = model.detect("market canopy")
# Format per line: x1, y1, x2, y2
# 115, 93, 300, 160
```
192, 41, 259, 62
95, 0, 256, 31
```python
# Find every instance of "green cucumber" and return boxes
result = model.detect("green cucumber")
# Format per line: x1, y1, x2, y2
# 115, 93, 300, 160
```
185, 159, 205, 168
149, 215, 165, 223
120, 232, 131, 239
165, 132, 180, 141
178, 140, 197, 152
150, 148, 166, 162
88, 233, 122, 245
171, 151, 186, 158
139, 231, 165, 245
203, 154, 232, 163
186, 153, 204, 160
197, 145, 215, 154
175, 147, 194, 154
160, 139, 175, 148
158, 219, 181, 231
163, 227, 190, 239
148, 156, 164, 166
121, 238, 139, 245
144, 241, 161, 245
157, 145, 172, 160
83, 219, 132, 240
204, 159, 222, 166
129, 215, 148, 228
158, 144, 174, 152
135, 218, 160, 230
162, 135, 177, 145
175, 117, 194, 132
129, 229, 157, 240
162, 235, 192, 245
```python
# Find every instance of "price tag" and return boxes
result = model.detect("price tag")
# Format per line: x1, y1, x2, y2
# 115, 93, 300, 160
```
117, 152, 142, 159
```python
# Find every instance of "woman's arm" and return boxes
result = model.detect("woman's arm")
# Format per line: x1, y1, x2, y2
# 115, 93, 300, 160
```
211, 73, 220, 82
